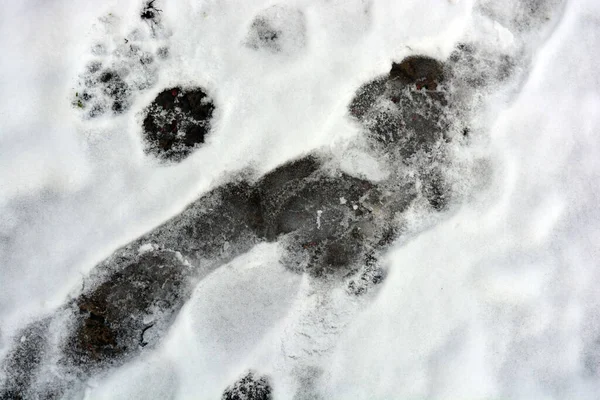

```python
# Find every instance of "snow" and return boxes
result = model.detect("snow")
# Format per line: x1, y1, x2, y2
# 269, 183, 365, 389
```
319, 3, 600, 398
86, 242, 301, 399
2, 0, 600, 398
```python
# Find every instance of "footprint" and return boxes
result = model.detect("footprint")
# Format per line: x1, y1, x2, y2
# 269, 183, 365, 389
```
349, 56, 453, 211
245, 4, 307, 55
71, 1, 170, 119
222, 371, 273, 400
141, 86, 216, 162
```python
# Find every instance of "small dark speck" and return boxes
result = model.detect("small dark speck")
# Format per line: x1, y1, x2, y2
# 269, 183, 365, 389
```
100, 71, 114, 83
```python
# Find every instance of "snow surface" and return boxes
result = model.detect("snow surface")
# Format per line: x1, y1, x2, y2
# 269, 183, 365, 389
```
1, 0, 600, 398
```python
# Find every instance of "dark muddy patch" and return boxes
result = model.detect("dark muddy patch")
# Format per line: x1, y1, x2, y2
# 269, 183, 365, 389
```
60, 153, 394, 370
258, 173, 372, 242
222, 371, 273, 400
142, 86, 215, 162
63, 250, 190, 368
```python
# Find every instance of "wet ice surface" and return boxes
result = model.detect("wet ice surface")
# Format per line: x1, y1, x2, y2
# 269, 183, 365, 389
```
2, 0, 600, 399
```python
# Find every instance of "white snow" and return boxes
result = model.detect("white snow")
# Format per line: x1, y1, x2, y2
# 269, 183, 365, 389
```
316, 210, 322, 229
1, 0, 600, 398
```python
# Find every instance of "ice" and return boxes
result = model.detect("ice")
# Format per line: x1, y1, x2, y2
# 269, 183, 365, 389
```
2, 0, 600, 398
